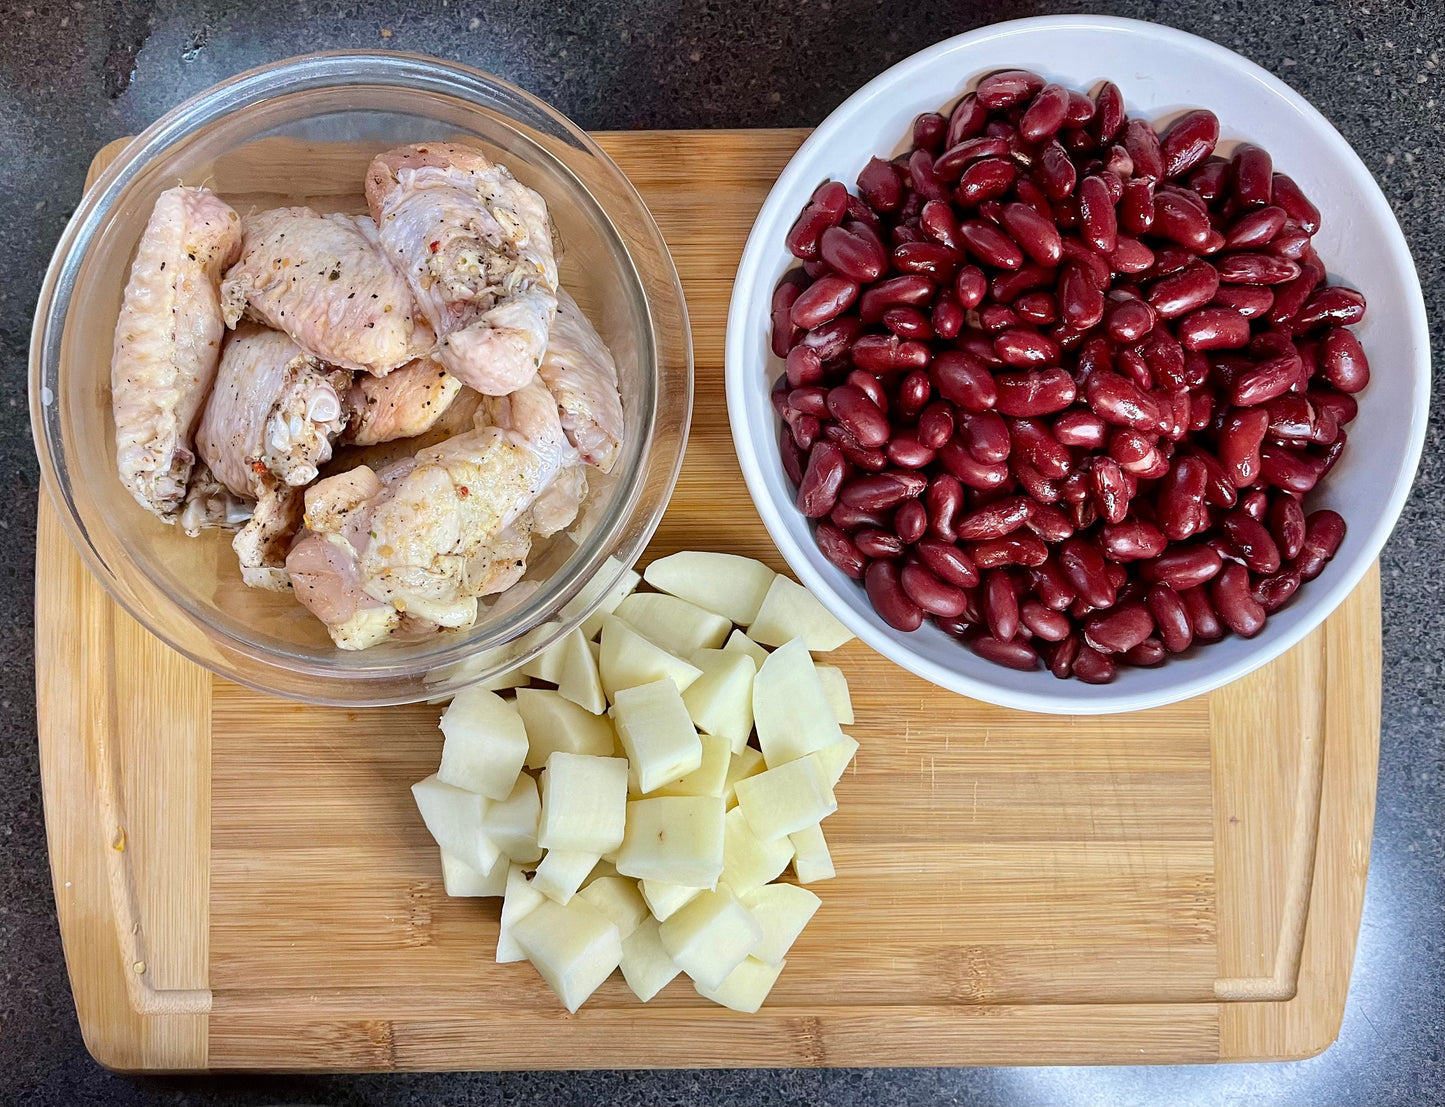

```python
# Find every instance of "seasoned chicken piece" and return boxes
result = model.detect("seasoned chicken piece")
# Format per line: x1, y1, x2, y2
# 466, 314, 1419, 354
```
177, 461, 252, 537
287, 378, 578, 648
538, 289, 625, 472
220, 207, 427, 376
111, 186, 242, 520
345, 357, 463, 446
365, 143, 558, 395
195, 324, 352, 588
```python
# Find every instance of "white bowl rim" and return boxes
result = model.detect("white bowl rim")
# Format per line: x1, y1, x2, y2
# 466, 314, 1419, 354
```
725, 14, 1430, 715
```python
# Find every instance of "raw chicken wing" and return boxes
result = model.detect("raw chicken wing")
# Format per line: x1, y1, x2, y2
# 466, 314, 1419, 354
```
221, 207, 427, 375
538, 288, 625, 472
345, 357, 463, 446
365, 143, 558, 395
111, 186, 242, 520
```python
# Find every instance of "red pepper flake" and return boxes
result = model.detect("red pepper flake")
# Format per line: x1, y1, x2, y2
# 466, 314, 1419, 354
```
457, 485, 470, 499
429, 240, 441, 253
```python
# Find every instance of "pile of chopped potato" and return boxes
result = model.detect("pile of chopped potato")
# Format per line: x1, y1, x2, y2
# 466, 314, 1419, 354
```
412, 551, 859, 1013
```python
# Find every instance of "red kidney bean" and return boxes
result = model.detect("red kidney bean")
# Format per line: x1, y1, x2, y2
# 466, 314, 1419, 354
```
931, 293, 965, 340
1008, 418, 1073, 478
1268, 494, 1307, 561
1105, 298, 1158, 343
1218, 407, 1269, 487
840, 472, 927, 512
1044, 633, 1079, 678
882, 304, 935, 342
1019, 83, 1071, 142
971, 533, 1050, 569
926, 475, 964, 541
785, 345, 824, 389
785, 181, 847, 260
1074, 174, 1118, 254
1159, 109, 1219, 179
1104, 428, 1152, 467
889, 500, 925, 545
907, 149, 950, 203
771, 275, 806, 356
1116, 180, 1155, 239
1252, 568, 1301, 613
1025, 501, 1075, 542
918, 201, 962, 253
1084, 601, 1154, 654
1070, 645, 1116, 683
1177, 305, 1251, 350
1029, 559, 1074, 612
788, 385, 829, 418
1180, 584, 1225, 641
1123, 637, 1167, 666
994, 329, 1062, 368
1228, 144, 1273, 207
938, 439, 1012, 490
1260, 445, 1320, 494
1031, 142, 1076, 203
1088, 81, 1124, 143
946, 92, 988, 147
886, 434, 936, 470
780, 427, 805, 485
1212, 283, 1275, 319
1018, 600, 1070, 641
1147, 260, 1220, 319
913, 111, 948, 152
1223, 511, 1282, 574
893, 240, 962, 279
1238, 489, 1268, 522
1224, 205, 1287, 250
1215, 253, 1301, 286
1140, 544, 1223, 590
1271, 173, 1321, 234
865, 560, 923, 630
826, 383, 890, 447
982, 569, 1020, 640
1051, 410, 1108, 450
1265, 261, 1325, 326
1269, 223, 1312, 260
893, 371, 929, 421
1104, 236, 1153, 276
979, 303, 1021, 334
956, 218, 1024, 270
791, 276, 860, 329
1088, 457, 1131, 524
826, 425, 887, 472
1052, 264, 1101, 331
932, 350, 998, 411
1321, 327, 1370, 392
956, 496, 1032, 541
1100, 517, 1168, 562
1057, 537, 1114, 609
846, 369, 887, 410
998, 202, 1063, 266
990, 368, 1074, 416
977, 69, 1045, 109
1015, 291, 1059, 325
850, 333, 931, 372
855, 528, 904, 560
1211, 562, 1266, 637
798, 314, 862, 362
904, 405, 948, 455
949, 412, 1004, 464
1065, 89, 1097, 127
1084, 371, 1161, 431
1192, 449, 1238, 508
820, 225, 887, 283
950, 267, 986, 312
899, 559, 970, 617
1294, 510, 1346, 581
969, 635, 1042, 670
934, 136, 1012, 180
1187, 158, 1229, 202
1232, 352, 1304, 407
857, 156, 903, 212
1151, 190, 1212, 249
1146, 584, 1193, 653
1156, 456, 1209, 541
789, 412, 821, 450
858, 274, 935, 322
815, 522, 868, 579
954, 158, 1019, 208
1121, 118, 1163, 181
831, 497, 886, 532
914, 539, 980, 589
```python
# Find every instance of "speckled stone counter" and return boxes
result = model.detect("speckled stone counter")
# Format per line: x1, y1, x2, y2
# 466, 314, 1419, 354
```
1, 2, 1439, 1103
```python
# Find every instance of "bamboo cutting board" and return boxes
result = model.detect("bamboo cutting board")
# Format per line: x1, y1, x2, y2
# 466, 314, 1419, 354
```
36, 131, 1379, 1072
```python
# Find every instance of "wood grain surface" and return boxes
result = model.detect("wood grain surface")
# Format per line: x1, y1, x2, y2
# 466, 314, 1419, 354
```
34, 131, 1379, 1072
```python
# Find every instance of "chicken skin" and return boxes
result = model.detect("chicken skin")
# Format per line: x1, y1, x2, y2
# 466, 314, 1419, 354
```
220, 207, 427, 376
112, 186, 242, 520
365, 143, 558, 395
196, 325, 352, 588
538, 289, 625, 472
286, 377, 579, 648
345, 357, 463, 446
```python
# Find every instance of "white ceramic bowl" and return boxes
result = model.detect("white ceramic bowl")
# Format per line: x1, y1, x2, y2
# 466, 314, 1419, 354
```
726, 15, 1429, 714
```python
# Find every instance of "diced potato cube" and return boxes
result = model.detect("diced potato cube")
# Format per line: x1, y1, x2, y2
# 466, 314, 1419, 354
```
438, 687, 529, 800
583, 858, 620, 886
515, 689, 615, 769
576, 875, 648, 940
643, 551, 777, 627
722, 629, 769, 668
694, 956, 785, 1013
657, 884, 763, 990
650, 732, 730, 798
481, 772, 542, 864
752, 639, 845, 769
497, 864, 546, 963
610, 679, 703, 794
620, 916, 682, 1002
411, 774, 500, 876
813, 734, 859, 789
682, 649, 756, 754
639, 879, 704, 922
521, 633, 569, 683
734, 753, 837, 842
532, 848, 601, 905
538, 753, 629, 853
813, 664, 854, 725
556, 627, 607, 714
511, 896, 623, 1013
740, 883, 821, 964
721, 806, 795, 895
440, 849, 507, 897
789, 822, 835, 884
615, 593, 733, 657
617, 796, 725, 888
723, 745, 766, 810
747, 576, 854, 653
563, 560, 641, 640
598, 616, 702, 701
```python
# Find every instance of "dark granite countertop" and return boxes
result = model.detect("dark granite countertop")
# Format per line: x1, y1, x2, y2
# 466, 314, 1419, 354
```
1, 1, 1440, 1103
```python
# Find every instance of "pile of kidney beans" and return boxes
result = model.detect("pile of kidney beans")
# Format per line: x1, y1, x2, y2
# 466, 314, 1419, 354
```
771, 70, 1365, 683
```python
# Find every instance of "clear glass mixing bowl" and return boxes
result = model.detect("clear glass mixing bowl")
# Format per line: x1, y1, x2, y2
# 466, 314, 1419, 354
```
30, 53, 692, 705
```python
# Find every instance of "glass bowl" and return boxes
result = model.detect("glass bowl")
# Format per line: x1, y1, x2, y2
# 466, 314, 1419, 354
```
31, 52, 692, 706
